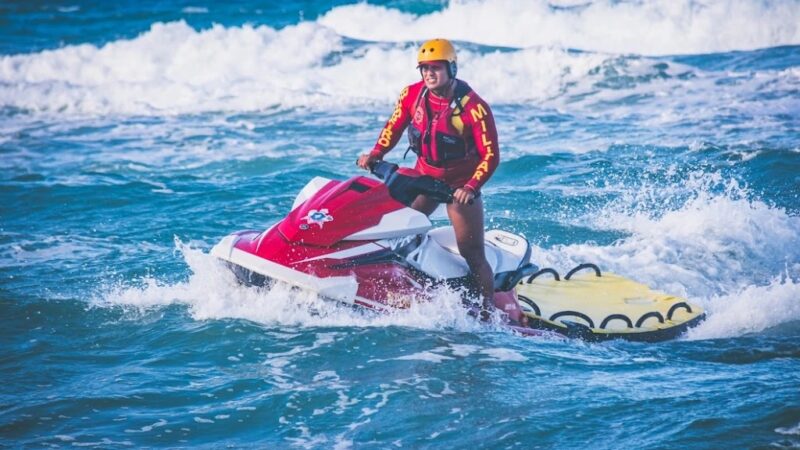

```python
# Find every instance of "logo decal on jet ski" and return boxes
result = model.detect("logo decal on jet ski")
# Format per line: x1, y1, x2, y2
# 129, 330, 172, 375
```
302, 209, 333, 228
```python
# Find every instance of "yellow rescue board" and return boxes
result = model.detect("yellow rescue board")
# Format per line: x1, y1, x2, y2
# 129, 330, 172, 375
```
515, 269, 704, 341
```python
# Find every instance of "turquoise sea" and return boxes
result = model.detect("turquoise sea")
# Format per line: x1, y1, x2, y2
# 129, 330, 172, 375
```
2, 1, 800, 448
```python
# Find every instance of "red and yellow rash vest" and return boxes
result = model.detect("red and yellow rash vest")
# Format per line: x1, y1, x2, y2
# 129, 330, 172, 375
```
369, 80, 499, 192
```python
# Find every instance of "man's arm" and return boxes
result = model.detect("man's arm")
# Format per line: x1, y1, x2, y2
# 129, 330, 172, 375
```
463, 98, 499, 192
369, 86, 414, 159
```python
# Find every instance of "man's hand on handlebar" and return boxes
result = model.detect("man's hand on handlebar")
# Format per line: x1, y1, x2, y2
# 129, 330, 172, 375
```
359, 159, 474, 206
452, 187, 476, 205
357, 153, 381, 170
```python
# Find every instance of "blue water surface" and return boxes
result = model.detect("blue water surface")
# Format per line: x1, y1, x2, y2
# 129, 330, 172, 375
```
2, 1, 799, 448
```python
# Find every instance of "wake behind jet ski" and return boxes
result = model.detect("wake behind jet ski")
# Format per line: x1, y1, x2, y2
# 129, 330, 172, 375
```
211, 161, 704, 341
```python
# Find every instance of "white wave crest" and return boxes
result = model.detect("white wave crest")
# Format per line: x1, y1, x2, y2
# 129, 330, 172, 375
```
320, 0, 800, 55
538, 197, 800, 296
2, 13, 797, 118
0, 19, 612, 115
0, 21, 344, 115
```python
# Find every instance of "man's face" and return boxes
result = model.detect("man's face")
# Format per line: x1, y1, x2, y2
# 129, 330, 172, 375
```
419, 61, 450, 90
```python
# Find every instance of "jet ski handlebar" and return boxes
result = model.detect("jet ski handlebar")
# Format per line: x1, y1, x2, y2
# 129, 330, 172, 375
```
369, 160, 399, 181
369, 160, 457, 205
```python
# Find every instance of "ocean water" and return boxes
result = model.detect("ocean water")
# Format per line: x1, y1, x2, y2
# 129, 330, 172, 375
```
2, 0, 800, 448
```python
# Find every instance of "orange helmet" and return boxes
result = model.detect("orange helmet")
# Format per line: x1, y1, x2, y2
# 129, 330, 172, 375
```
417, 38, 457, 78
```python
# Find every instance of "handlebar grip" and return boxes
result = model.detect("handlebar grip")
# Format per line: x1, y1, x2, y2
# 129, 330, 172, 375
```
370, 160, 399, 181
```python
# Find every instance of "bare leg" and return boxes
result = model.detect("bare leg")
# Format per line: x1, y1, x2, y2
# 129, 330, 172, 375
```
446, 197, 494, 307
410, 194, 440, 216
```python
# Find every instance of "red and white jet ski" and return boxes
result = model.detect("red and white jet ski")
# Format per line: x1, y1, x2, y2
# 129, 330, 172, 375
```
212, 162, 537, 328
212, 161, 705, 341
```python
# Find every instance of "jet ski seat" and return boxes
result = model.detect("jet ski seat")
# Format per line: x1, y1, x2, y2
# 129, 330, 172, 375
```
407, 227, 534, 286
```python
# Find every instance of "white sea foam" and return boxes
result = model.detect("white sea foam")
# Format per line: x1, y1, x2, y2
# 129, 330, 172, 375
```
181, 6, 208, 14
98, 238, 487, 332
377, 344, 527, 363
395, 351, 455, 363
124, 418, 168, 433
479, 348, 527, 362
320, 0, 800, 55
776, 422, 800, 436
685, 276, 800, 340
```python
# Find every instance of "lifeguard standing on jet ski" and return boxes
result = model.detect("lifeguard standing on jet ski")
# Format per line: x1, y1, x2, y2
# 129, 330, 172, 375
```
357, 38, 500, 315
